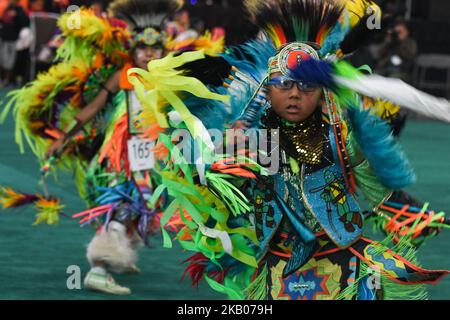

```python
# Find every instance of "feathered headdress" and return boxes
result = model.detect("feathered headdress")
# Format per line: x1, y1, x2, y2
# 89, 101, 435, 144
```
246, 0, 384, 59
108, 0, 182, 32
247, 0, 345, 56
108, 0, 182, 47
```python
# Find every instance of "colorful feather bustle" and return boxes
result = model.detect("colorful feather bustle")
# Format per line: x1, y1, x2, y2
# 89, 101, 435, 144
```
2, 61, 89, 156
0, 8, 133, 231
57, 8, 129, 64
1, 8, 130, 160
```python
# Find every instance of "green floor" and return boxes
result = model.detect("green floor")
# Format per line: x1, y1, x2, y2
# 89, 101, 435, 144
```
1, 88, 450, 300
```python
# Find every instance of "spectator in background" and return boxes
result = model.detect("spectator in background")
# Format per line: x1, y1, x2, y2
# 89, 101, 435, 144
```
92, 0, 107, 17
166, 9, 198, 42
377, 20, 417, 83
28, 0, 44, 12
51, 0, 69, 12
190, 17, 204, 35
0, 0, 27, 17
382, 0, 406, 19
166, 9, 189, 36
0, 0, 30, 87
375, 19, 418, 136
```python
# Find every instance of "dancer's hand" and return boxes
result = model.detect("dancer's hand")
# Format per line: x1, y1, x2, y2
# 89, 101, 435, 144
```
46, 137, 65, 159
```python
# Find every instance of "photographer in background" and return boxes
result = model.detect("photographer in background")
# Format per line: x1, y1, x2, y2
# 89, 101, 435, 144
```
377, 19, 417, 83
375, 19, 419, 137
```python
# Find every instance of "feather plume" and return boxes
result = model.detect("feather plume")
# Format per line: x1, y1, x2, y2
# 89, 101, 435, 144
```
249, 0, 345, 50
33, 197, 64, 225
0, 186, 39, 209
340, 0, 383, 54
108, 0, 182, 32
347, 107, 416, 190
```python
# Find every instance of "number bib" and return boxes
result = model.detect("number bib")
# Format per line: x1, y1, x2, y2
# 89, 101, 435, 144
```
127, 136, 155, 172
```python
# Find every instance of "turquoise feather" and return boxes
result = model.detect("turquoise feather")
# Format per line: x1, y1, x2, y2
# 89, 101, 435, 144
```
347, 107, 416, 190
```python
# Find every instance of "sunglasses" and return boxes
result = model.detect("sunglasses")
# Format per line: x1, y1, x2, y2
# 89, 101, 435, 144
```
267, 77, 319, 92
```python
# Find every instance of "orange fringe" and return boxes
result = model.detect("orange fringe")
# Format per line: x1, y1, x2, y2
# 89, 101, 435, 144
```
210, 158, 257, 179
381, 204, 443, 242
98, 113, 131, 177
151, 142, 169, 161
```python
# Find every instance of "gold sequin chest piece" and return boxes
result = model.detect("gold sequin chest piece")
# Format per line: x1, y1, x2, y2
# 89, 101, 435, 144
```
280, 112, 325, 165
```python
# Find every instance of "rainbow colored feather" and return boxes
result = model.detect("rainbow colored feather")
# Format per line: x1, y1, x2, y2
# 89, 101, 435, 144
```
0, 186, 63, 225
0, 186, 39, 209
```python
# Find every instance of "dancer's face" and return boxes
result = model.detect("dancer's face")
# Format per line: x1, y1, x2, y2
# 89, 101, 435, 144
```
267, 72, 322, 123
133, 45, 163, 69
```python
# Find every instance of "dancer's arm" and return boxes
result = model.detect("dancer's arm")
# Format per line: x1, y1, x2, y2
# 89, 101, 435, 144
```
45, 71, 121, 158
